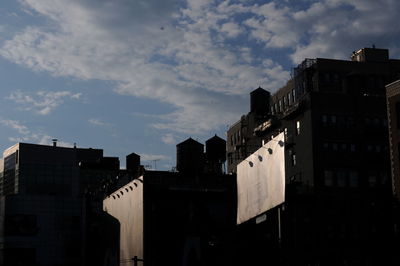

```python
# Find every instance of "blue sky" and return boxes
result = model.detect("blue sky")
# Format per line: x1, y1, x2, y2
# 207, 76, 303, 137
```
1, 0, 400, 170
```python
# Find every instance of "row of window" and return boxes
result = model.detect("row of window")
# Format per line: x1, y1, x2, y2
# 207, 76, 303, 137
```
322, 142, 388, 153
323, 170, 388, 188
321, 114, 387, 128
271, 89, 296, 114
230, 130, 242, 146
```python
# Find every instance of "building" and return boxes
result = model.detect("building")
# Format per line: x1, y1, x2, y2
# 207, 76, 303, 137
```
0, 142, 120, 266
386, 80, 400, 201
386, 80, 400, 248
227, 87, 271, 173
104, 136, 247, 266
228, 47, 400, 265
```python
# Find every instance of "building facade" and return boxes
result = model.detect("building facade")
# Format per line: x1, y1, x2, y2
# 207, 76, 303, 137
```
228, 47, 400, 265
227, 87, 271, 173
104, 136, 238, 266
0, 142, 120, 266
386, 80, 400, 201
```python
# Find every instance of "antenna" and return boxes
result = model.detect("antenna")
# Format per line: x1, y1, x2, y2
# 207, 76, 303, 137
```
152, 159, 160, 170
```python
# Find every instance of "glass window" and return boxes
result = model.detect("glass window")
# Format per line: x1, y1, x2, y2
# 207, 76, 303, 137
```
324, 170, 334, 186
368, 175, 377, 187
350, 144, 356, 152
322, 115, 328, 125
375, 145, 381, 153
323, 142, 329, 149
291, 153, 297, 166
331, 115, 337, 124
296, 121, 301, 135
349, 171, 358, 187
337, 171, 347, 187
332, 143, 338, 151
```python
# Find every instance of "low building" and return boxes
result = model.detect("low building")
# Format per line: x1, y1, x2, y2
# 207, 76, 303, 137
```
0, 142, 120, 266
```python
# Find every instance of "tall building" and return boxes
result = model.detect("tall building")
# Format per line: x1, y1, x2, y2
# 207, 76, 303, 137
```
0, 142, 120, 266
228, 47, 400, 265
386, 80, 400, 201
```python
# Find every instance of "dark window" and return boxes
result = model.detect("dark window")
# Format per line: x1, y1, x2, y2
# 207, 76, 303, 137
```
349, 171, 359, 187
324, 170, 334, 186
5, 215, 37, 236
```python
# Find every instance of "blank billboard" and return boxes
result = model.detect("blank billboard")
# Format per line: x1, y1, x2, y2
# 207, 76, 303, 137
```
236, 132, 285, 224
103, 178, 144, 264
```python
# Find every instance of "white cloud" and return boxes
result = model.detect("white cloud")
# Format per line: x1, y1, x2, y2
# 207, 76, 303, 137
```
0, 0, 290, 135
220, 22, 243, 38
1, 0, 400, 135
7, 90, 82, 115
0, 118, 73, 147
139, 153, 169, 162
0, 119, 30, 135
88, 118, 110, 127
161, 133, 177, 145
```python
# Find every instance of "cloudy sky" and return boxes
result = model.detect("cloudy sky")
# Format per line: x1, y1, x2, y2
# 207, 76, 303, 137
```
1, 0, 399, 169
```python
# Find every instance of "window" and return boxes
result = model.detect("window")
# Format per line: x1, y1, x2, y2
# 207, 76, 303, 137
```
341, 143, 347, 151
292, 89, 296, 102
322, 115, 328, 126
324, 170, 334, 186
368, 175, 377, 187
337, 171, 347, 187
5, 215, 37, 236
375, 145, 381, 153
332, 143, 338, 151
330, 115, 337, 124
349, 171, 359, 187
296, 121, 301, 135
291, 153, 297, 166
323, 142, 329, 149
350, 144, 356, 152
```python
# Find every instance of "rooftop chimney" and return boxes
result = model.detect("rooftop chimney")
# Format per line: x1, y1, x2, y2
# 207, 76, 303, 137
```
52, 139, 57, 147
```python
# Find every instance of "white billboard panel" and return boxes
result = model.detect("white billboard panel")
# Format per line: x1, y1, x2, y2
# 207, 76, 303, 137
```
236, 132, 285, 224
103, 178, 144, 264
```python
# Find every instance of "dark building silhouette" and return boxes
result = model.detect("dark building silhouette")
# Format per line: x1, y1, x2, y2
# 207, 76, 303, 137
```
386, 80, 400, 201
205, 135, 226, 174
0, 142, 120, 266
104, 136, 239, 266
227, 87, 271, 173
228, 47, 400, 265
386, 80, 400, 248
176, 138, 205, 174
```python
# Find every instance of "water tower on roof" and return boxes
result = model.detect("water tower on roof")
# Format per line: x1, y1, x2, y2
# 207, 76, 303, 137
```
176, 138, 204, 174
205, 135, 226, 174
250, 87, 271, 115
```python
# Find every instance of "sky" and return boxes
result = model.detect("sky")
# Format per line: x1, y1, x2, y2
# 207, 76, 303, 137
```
1, 0, 400, 170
